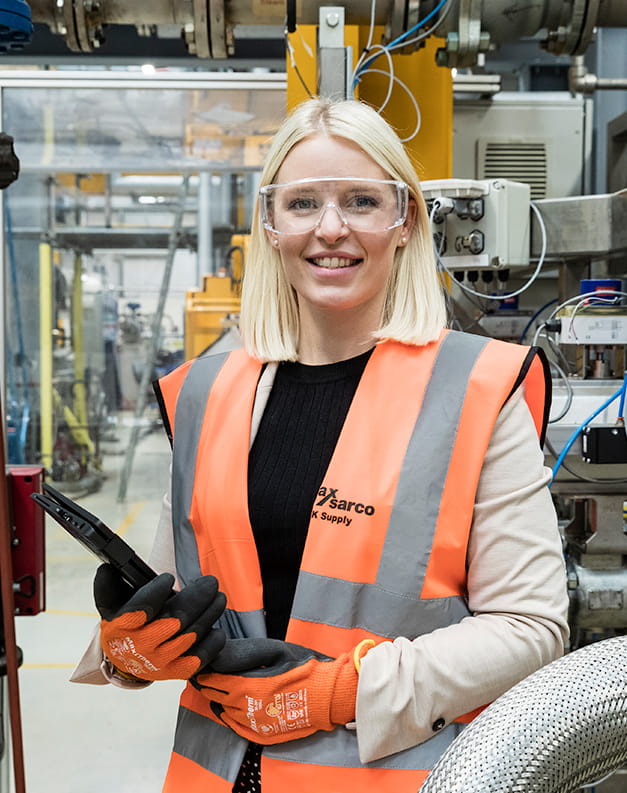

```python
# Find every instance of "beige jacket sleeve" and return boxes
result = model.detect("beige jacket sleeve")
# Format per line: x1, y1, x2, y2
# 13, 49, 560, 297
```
354, 387, 569, 763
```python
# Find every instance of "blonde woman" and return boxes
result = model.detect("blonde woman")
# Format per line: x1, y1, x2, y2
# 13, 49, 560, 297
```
76, 98, 568, 793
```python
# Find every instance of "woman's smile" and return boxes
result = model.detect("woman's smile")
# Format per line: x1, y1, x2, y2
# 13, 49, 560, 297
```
306, 253, 363, 270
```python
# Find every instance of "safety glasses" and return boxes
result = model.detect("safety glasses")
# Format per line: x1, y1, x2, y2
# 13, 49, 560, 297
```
259, 177, 409, 235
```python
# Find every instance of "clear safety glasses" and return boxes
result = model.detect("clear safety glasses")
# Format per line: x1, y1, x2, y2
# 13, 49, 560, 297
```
259, 177, 409, 235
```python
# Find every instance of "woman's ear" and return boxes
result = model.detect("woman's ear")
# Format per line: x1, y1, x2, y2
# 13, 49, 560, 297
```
265, 228, 280, 248
398, 199, 417, 246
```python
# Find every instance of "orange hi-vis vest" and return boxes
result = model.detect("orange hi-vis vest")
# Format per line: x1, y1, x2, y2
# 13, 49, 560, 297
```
154, 330, 550, 793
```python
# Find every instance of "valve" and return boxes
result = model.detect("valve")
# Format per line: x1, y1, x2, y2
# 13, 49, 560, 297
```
0, 0, 32, 52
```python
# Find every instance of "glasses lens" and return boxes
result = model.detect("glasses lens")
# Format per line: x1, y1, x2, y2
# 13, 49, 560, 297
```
261, 178, 407, 235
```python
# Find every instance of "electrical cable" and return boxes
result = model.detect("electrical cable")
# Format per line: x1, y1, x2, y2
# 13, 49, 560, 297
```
386, 0, 454, 51
353, 0, 377, 76
431, 200, 548, 303
532, 289, 627, 348
542, 289, 627, 326
543, 331, 574, 375
352, 0, 452, 106
544, 436, 627, 484
550, 385, 625, 484
285, 0, 296, 34
566, 294, 623, 341
295, 25, 314, 58
385, 0, 450, 48
518, 298, 558, 343
285, 30, 314, 99
531, 321, 548, 348
617, 371, 627, 445
354, 0, 451, 80
357, 68, 421, 140
548, 360, 574, 423
350, 0, 434, 142
354, 44, 395, 106
618, 371, 627, 419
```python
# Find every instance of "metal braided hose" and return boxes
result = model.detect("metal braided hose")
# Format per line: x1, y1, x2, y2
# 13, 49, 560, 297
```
419, 635, 627, 792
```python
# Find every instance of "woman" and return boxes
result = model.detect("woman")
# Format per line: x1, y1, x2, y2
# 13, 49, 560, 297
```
75, 98, 569, 793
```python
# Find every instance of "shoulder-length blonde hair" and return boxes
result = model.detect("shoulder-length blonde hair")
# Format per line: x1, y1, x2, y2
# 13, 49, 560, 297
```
239, 98, 446, 361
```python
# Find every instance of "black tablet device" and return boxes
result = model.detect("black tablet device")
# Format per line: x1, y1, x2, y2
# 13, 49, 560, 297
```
31, 483, 157, 590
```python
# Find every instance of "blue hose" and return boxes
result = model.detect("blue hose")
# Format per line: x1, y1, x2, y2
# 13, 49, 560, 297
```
550, 386, 625, 484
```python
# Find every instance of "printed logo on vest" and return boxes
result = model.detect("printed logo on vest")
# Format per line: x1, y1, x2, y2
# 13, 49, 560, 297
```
312, 486, 376, 527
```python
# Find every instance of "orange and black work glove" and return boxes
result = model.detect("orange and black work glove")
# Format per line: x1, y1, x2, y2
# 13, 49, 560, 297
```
95, 563, 227, 681
192, 637, 375, 744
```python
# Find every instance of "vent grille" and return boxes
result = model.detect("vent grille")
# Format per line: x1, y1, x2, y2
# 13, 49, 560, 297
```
478, 140, 548, 200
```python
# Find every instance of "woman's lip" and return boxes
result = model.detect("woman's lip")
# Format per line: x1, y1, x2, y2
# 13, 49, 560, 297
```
306, 252, 361, 260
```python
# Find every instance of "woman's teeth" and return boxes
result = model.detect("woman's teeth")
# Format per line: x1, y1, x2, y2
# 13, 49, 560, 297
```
311, 257, 358, 269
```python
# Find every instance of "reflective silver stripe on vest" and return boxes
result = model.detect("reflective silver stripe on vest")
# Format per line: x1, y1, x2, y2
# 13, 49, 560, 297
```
264, 721, 466, 769
172, 706, 248, 781
169, 350, 267, 639
171, 351, 231, 587
291, 572, 471, 639
379, 331, 489, 590
291, 331, 489, 636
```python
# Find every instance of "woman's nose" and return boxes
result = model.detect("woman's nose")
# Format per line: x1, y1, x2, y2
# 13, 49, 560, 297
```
314, 202, 350, 240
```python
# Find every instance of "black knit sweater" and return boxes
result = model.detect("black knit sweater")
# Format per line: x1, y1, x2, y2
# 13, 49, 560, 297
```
247, 348, 373, 639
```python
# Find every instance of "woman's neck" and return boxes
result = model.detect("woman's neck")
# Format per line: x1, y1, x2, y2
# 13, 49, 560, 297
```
297, 336, 376, 365
296, 296, 384, 364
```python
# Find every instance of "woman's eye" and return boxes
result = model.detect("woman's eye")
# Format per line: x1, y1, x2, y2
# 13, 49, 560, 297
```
287, 197, 318, 212
348, 193, 380, 210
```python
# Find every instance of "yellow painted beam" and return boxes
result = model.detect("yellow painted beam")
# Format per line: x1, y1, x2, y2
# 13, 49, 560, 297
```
39, 243, 53, 470
356, 33, 452, 180
285, 27, 452, 180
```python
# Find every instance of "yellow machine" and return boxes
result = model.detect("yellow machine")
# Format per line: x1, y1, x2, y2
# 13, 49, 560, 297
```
183, 234, 247, 360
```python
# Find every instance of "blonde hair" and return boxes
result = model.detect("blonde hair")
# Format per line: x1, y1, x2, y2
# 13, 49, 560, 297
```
239, 98, 446, 361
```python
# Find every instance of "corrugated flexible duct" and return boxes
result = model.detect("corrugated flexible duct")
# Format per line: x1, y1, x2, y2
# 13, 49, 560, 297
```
419, 635, 627, 792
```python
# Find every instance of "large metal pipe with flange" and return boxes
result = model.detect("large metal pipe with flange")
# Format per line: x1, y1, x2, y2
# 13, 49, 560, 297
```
419, 635, 627, 793
25, 0, 398, 57
422, 0, 627, 67
23, 0, 627, 60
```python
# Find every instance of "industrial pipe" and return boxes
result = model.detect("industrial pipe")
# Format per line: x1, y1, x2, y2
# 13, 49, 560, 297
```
21, 0, 627, 62
569, 55, 627, 94
419, 635, 627, 793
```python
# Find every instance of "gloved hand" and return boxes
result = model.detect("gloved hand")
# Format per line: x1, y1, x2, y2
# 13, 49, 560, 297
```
95, 563, 227, 681
192, 637, 375, 743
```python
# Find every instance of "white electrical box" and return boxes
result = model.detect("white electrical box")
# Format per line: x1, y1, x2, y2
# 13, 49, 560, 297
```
421, 178, 530, 271
559, 312, 627, 345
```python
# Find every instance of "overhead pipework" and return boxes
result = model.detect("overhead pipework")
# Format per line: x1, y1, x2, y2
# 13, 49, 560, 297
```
424, 0, 627, 68
22, 1, 627, 62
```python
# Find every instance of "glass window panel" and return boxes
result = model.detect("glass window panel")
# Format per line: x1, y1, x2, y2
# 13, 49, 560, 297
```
2, 74, 285, 477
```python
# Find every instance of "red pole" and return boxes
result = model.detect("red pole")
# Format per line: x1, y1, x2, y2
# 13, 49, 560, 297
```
0, 392, 26, 793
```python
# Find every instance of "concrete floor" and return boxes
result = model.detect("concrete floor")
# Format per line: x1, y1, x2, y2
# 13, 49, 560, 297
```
14, 411, 183, 793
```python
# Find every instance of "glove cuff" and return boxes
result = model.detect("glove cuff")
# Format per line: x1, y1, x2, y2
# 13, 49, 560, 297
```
329, 658, 359, 725
329, 641, 375, 725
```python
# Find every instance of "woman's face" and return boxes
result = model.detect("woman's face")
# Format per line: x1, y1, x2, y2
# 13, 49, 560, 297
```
266, 134, 414, 325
